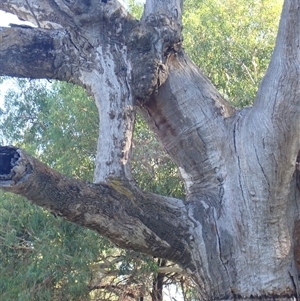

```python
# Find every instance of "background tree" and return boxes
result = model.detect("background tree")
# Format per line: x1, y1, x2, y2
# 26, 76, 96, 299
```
0, 78, 186, 300
0, 0, 299, 299
182, 0, 283, 107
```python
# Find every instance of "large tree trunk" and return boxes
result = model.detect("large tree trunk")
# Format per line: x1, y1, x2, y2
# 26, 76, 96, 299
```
0, 0, 300, 299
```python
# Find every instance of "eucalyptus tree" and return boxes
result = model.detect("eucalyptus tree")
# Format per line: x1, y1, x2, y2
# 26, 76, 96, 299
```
0, 0, 299, 300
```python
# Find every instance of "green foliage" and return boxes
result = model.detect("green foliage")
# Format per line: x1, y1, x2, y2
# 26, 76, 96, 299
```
0, 192, 112, 301
0, 77, 183, 300
183, 0, 283, 107
128, 0, 144, 19
1, 79, 97, 180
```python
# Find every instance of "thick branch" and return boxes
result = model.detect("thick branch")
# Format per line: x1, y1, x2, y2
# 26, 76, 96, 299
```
142, 0, 183, 27
0, 146, 193, 269
0, 0, 131, 30
0, 26, 82, 82
0, 0, 60, 28
251, 0, 300, 160
128, 0, 183, 102
1, 1, 138, 183
138, 52, 235, 195
232, 0, 300, 214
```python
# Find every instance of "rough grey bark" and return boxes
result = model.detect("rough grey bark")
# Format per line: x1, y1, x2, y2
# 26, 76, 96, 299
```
0, 146, 192, 265
0, 0, 299, 299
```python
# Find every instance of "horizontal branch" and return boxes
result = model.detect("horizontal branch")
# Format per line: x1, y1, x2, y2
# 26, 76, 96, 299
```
157, 266, 184, 275
0, 0, 131, 30
0, 2, 137, 85
0, 146, 192, 268
0, 26, 82, 82
0, 0, 60, 28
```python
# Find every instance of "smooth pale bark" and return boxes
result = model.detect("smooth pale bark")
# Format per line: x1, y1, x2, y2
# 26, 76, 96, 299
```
0, 0, 299, 299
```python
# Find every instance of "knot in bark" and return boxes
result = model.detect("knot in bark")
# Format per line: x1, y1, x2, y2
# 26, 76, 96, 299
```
127, 14, 182, 104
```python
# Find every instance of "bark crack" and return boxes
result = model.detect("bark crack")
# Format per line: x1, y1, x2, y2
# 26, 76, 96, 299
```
288, 263, 300, 299
254, 146, 271, 193
214, 214, 230, 282
66, 30, 94, 65
296, 151, 300, 191
233, 117, 246, 204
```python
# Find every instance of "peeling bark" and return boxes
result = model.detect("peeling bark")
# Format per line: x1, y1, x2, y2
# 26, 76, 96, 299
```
0, 0, 300, 299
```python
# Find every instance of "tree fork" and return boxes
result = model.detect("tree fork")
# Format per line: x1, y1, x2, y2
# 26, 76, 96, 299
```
0, 0, 300, 299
